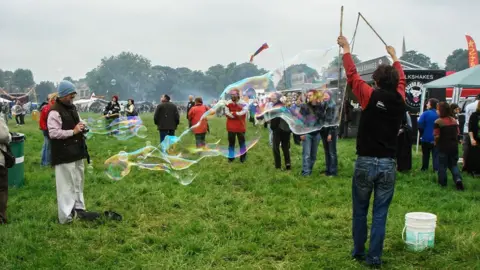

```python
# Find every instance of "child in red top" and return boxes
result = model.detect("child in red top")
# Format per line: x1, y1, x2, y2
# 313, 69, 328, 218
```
224, 89, 248, 162
188, 97, 210, 148
39, 93, 58, 166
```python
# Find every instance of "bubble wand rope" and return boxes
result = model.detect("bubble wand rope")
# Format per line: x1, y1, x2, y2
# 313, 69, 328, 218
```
359, 12, 387, 46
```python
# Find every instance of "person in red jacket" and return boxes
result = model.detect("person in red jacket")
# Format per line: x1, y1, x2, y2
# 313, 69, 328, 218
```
225, 89, 248, 162
188, 97, 210, 148
39, 93, 58, 166
338, 35, 405, 267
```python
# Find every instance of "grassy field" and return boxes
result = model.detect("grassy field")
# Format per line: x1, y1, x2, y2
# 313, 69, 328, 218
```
0, 112, 479, 269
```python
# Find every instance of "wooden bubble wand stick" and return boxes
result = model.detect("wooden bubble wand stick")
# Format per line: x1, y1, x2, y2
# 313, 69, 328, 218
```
359, 12, 387, 46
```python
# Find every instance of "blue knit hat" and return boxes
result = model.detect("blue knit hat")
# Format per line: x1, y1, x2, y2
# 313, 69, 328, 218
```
57, 80, 76, 98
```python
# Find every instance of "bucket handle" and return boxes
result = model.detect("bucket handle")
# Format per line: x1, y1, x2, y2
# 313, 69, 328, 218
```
402, 226, 406, 242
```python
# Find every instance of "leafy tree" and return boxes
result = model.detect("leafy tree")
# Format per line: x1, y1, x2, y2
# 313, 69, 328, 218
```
0, 69, 4, 88
328, 54, 361, 69
445, 49, 480, 71
12, 68, 35, 92
85, 52, 153, 100
63, 76, 74, 83
400, 50, 433, 68
276, 64, 320, 90
2, 71, 14, 91
429, 62, 440, 70
35, 81, 56, 102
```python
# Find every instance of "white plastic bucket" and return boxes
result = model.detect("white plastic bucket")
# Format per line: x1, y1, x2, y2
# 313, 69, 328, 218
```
402, 212, 437, 251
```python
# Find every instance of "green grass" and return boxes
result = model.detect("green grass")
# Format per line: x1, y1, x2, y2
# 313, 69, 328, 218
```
0, 113, 479, 269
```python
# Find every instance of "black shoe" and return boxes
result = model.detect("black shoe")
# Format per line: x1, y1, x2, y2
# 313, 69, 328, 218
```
352, 254, 365, 262
74, 209, 101, 221
286, 165, 291, 170
228, 158, 234, 163
104, 211, 122, 221
456, 180, 465, 191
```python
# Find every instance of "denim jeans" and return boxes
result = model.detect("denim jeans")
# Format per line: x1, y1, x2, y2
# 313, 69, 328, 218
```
321, 129, 338, 176
352, 156, 396, 266
301, 132, 321, 176
437, 151, 463, 186
41, 130, 51, 166
228, 132, 246, 162
159, 130, 175, 143
421, 142, 438, 171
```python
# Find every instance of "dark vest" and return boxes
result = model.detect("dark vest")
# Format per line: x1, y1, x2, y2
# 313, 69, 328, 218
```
49, 101, 86, 166
357, 89, 406, 158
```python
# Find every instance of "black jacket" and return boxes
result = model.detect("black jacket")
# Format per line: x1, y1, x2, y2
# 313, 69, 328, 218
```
49, 101, 88, 166
154, 102, 180, 130
104, 102, 121, 119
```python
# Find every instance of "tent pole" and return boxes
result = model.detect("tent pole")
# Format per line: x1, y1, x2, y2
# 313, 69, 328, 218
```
416, 87, 427, 153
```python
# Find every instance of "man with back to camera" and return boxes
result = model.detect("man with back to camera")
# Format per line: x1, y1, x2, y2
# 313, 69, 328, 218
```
338, 35, 406, 267
154, 94, 180, 143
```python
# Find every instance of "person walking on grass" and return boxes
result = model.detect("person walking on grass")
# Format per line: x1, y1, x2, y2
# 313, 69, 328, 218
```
299, 90, 323, 176
319, 90, 338, 177
418, 98, 439, 171
269, 92, 291, 170
186, 95, 195, 127
225, 89, 248, 163
434, 102, 464, 191
0, 117, 11, 224
154, 94, 180, 143
338, 36, 406, 268
188, 97, 209, 148
47, 80, 98, 224
39, 92, 58, 166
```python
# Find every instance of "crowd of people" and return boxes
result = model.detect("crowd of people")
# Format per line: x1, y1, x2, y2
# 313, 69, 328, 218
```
0, 35, 475, 268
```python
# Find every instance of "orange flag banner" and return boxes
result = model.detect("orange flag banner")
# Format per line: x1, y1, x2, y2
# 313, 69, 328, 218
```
466, 35, 479, 67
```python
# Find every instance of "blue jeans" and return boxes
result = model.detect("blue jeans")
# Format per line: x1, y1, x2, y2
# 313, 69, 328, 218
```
321, 129, 338, 176
41, 130, 51, 166
159, 130, 175, 143
437, 151, 462, 186
301, 132, 321, 176
352, 156, 396, 265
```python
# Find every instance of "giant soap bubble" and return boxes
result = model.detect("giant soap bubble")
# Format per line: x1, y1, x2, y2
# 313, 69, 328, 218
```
104, 44, 345, 181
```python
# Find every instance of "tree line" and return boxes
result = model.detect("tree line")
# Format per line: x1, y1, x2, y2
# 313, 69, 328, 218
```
0, 48, 478, 103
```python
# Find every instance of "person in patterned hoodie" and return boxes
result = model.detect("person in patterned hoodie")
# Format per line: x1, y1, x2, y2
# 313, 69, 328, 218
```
224, 89, 248, 163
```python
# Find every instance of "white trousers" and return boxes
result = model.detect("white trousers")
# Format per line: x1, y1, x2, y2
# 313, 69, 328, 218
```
55, 160, 85, 224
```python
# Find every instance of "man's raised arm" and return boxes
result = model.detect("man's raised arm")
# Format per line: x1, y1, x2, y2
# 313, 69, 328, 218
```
337, 36, 373, 109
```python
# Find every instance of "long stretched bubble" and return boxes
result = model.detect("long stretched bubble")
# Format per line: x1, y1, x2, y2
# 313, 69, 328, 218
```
104, 44, 345, 181
85, 115, 148, 140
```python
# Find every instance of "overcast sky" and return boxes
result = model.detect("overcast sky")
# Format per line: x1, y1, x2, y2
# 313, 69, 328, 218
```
0, 0, 478, 82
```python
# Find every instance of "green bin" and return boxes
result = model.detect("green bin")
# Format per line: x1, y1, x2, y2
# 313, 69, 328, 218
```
8, 133, 25, 188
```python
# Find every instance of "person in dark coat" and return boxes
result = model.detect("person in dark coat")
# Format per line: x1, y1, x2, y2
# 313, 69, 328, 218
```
269, 93, 291, 170
154, 94, 180, 143
466, 101, 480, 176
396, 111, 413, 172
186, 95, 195, 127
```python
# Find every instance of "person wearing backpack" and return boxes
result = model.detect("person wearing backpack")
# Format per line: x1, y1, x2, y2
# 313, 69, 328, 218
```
0, 118, 12, 224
